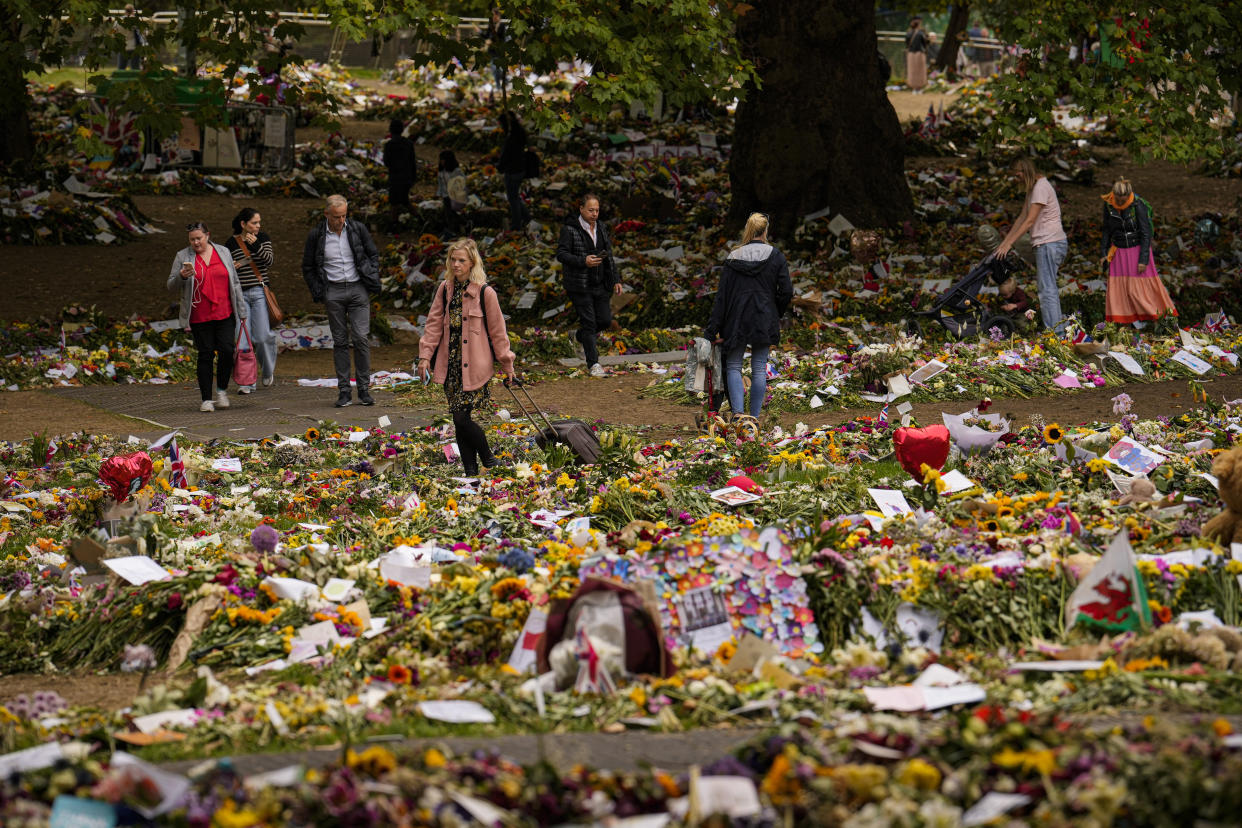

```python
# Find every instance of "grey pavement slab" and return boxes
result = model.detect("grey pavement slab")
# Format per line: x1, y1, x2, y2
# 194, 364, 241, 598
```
161, 727, 765, 776
559, 349, 686, 368
52, 379, 437, 442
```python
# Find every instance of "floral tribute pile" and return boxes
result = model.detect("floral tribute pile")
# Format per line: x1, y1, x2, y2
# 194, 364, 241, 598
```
3, 369, 1242, 822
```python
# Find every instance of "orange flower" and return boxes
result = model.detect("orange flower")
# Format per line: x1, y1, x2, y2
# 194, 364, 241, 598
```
387, 664, 414, 684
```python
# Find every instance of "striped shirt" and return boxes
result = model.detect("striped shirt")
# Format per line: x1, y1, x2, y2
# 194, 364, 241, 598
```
225, 232, 274, 289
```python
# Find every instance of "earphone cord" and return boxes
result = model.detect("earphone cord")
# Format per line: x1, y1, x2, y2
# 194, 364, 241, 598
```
189, 250, 204, 309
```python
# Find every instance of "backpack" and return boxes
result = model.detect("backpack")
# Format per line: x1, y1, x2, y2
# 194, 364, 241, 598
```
523, 148, 541, 179
1136, 195, 1153, 223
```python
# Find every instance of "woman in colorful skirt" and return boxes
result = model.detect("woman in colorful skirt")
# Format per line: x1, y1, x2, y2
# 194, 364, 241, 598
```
1099, 178, 1177, 326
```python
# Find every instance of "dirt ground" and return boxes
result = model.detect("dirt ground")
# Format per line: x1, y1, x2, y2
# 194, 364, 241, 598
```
0, 671, 152, 712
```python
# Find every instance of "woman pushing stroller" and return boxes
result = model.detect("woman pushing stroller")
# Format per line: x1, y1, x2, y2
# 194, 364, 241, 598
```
704, 213, 793, 425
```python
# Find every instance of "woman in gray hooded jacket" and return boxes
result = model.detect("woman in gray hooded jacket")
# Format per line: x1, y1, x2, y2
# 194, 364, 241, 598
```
704, 213, 793, 420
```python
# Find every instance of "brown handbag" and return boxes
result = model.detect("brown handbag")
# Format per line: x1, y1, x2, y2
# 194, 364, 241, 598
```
236, 235, 284, 326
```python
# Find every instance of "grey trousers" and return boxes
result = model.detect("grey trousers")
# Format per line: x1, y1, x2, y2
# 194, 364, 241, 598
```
324, 281, 371, 392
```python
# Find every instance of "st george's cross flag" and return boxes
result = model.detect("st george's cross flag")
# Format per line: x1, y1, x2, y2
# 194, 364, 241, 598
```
1065, 530, 1152, 632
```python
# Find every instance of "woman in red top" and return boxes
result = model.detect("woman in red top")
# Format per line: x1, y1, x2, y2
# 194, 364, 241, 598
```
167, 222, 248, 412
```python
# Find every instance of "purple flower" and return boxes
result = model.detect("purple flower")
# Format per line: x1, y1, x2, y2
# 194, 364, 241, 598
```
1112, 393, 1133, 414
988, 326, 1004, 342
250, 524, 280, 553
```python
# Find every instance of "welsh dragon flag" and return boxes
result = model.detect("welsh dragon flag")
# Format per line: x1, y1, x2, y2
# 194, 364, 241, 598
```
1065, 531, 1152, 632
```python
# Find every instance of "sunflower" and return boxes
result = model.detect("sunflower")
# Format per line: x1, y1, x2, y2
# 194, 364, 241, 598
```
979, 519, 1001, 532
1042, 424, 1064, 444
304, 427, 320, 441
386, 663, 414, 685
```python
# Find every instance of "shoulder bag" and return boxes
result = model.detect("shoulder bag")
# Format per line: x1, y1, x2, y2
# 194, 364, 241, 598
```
236, 235, 284, 326
233, 320, 258, 387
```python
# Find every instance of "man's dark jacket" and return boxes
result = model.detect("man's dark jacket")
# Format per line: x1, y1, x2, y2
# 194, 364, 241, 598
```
556, 214, 619, 293
301, 217, 381, 302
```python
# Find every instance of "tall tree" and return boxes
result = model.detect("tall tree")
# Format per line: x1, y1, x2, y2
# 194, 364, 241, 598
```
727, 0, 913, 234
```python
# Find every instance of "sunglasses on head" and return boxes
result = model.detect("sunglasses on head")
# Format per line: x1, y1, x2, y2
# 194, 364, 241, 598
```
186, 222, 206, 232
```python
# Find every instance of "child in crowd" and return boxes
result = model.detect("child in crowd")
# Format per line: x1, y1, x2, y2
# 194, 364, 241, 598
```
995, 275, 1033, 330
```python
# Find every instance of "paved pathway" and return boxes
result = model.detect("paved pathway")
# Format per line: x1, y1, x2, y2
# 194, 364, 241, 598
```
48, 349, 686, 443
161, 727, 765, 776
52, 379, 438, 442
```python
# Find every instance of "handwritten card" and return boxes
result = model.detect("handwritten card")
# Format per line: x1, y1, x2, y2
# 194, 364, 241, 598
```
867, 488, 912, 518
1171, 349, 1212, 375
102, 556, 172, 586
1105, 437, 1164, 476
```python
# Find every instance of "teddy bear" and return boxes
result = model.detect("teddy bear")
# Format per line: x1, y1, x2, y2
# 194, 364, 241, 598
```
1201, 444, 1242, 546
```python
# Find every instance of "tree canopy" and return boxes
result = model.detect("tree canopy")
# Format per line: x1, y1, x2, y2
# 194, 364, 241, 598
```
981, 1, 1240, 163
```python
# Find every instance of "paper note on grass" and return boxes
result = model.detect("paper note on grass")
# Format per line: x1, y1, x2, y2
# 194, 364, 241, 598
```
867, 488, 912, 518
417, 700, 495, 723
908, 359, 948, 384
1171, 349, 1212, 375
103, 556, 172, 586
1108, 351, 1144, 375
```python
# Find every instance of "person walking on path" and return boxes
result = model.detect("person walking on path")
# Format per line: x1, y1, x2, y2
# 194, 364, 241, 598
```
301, 195, 381, 407
225, 208, 276, 394
498, 111, 530, 232
704, 213, 793, 421
556, 193, 622, 378
417, 238, 517, 477
383, 118, 417, 223
1099, 178, 1177, 326
994, 159, 1068, 333
168, 221, 247, 412
905, 16, 929, 91
437, 150, 469, 235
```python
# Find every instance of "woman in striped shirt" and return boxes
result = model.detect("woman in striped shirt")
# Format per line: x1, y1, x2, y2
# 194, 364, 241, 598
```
225, 208, 277, 392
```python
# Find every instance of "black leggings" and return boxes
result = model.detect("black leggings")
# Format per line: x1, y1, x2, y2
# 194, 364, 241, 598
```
190, 316, 235, 401
453, 410, 494, 473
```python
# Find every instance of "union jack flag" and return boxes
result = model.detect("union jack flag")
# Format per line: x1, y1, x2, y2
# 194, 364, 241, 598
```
168, 438, 187, 489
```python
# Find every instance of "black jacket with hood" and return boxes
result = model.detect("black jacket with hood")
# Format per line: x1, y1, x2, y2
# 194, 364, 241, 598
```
704, 241, 793, 351
556, 214, 619, 293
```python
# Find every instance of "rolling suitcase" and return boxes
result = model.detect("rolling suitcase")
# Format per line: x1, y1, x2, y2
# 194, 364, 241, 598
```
505, 380, 602, 464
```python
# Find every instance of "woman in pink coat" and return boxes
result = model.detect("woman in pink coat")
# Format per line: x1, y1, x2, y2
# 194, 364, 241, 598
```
418, 238, 517, 476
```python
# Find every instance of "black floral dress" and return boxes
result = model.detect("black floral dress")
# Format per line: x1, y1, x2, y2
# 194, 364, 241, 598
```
444, 285, 491, 415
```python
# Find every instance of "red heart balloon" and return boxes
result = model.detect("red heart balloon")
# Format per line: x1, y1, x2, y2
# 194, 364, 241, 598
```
727, 475, 760, 493
99, 452, 154, 502
893, 426, 951, 479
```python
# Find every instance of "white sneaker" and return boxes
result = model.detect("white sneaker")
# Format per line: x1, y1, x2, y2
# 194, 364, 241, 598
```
200, 400, 215, 412
215, 390, 230, 409
589, 363, 606, 378
238, 386, 254, 395
262, 375, 274, 387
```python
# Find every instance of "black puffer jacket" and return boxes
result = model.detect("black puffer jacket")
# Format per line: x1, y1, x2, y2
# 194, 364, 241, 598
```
301, 217, 381, 302
704, 241, 794, 351
556, 214, 619, 293
1100, 198, 1153, 265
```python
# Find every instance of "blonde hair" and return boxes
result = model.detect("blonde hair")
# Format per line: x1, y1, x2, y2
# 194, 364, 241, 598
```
735, 212, 770, 250
1111, 178, 1133, 198
1011, 159, 1039, 191
445, 237, 488, 285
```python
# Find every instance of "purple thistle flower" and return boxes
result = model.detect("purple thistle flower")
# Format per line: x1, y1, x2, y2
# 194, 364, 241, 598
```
250, 523, 280, 553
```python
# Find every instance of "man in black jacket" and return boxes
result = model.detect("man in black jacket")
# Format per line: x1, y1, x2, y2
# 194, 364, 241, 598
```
302, 195, 381, 407
556, 194, 622, 377
382, 118, 416, 222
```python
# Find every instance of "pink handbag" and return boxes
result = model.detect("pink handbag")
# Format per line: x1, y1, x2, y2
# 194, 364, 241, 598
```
234, 322, 258, 387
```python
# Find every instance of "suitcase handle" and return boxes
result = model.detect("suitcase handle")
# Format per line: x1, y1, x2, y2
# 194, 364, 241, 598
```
504, 379, 558, 437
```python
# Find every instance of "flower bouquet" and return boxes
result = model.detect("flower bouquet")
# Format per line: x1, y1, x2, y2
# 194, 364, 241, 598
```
942, 409, 1011, 456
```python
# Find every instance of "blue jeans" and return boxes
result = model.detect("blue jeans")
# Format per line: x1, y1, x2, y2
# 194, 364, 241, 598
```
724, 344, 770, 418
1034, 240, 1067, 331
239, 287, 277, 387
504, 171, 529, 229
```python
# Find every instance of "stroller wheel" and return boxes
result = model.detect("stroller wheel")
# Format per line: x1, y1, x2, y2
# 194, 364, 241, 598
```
904, 318, 923, 338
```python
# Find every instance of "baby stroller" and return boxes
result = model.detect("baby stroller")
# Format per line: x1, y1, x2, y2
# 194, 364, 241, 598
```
684, 338, 760, 441
908, 254, 1021, 340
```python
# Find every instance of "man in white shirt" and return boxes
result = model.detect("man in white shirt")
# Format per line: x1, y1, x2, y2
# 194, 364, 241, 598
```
302, 195, 381, 406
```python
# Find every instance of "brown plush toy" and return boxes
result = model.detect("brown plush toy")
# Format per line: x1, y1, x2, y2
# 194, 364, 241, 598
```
1202, 445, 1242, 546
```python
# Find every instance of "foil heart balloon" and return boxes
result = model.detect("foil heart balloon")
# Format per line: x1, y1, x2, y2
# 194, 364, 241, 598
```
99, 452, 154, 502
727, 475, 760, 493
893, 425, 950, 479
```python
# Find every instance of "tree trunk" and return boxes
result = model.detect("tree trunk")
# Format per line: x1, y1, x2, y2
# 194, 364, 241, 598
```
0, 20, 34, 166
728, 0, 912, 237
936, 3, 971, 75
